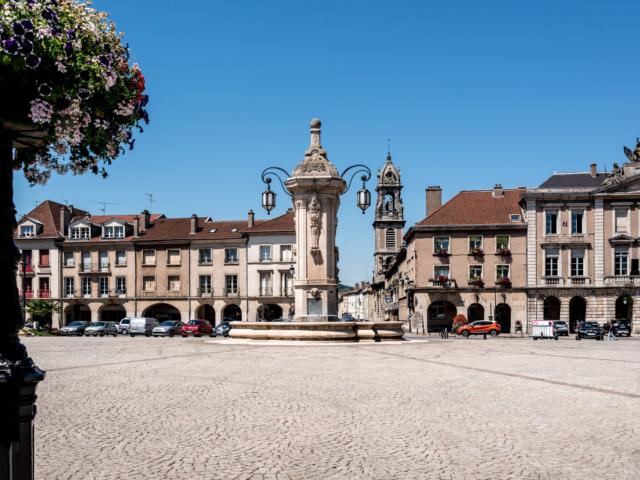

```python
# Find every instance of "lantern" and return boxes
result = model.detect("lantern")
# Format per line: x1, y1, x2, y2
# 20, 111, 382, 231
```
261, 179, 276, 214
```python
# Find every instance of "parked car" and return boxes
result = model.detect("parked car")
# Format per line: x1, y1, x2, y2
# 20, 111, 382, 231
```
211, 321, 232, 337
129, 317, 159, 337
116, 318, 131, 335
152, 321, 185, 337
59, 321, 90, 336
554, 321, 569, 336
341, 313, 355, 322
182, 319, 213, 337
456, 320, 501, 337
576, 322, 603, 340
612, 320, 631, 337
84, 322, 118, 337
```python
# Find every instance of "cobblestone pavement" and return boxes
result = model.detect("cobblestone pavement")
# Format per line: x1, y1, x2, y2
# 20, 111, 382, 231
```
25, 335, 640, 480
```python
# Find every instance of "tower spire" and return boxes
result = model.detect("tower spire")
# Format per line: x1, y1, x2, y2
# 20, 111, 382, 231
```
310, 118, 321, 147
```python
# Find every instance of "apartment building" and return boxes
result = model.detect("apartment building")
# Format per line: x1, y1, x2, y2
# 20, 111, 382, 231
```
16, 203, 294, 328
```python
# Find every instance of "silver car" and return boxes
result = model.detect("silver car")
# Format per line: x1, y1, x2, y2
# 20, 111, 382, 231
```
84, 322, 118, 337
59, 321, 90, 336
152, 321, 184, 337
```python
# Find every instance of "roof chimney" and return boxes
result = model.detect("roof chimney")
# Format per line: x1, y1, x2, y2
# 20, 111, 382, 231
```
59, 206, 70, 236
493, 183, 504, 198
133, 219, 139, 237
425, 186, 442, 217
141, 210, 150, 230
590, 163, 597, 178
190, 214, 198, 234
247, 209, 255, 228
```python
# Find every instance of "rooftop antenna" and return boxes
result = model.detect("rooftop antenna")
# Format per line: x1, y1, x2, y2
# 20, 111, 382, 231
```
92, 200, 118, 215
62, 199, 70, 205
32, 200, 39, 208
387, 138, 391, 155
146, 193, 155, 212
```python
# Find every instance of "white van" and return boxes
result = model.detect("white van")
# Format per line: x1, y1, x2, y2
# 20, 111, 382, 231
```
129, 317, 159, 337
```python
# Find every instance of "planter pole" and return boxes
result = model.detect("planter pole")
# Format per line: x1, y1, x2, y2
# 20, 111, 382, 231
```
0, 128, 45, 480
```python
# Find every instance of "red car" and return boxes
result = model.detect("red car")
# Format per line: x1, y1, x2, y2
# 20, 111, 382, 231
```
456, 320, 501, 337
181, 319, 213, 337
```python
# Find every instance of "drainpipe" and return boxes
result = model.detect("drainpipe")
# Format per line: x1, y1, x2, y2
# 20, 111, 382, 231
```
245, 240, 249, 322
134, 246, 138, 316
188, 240, 191, 319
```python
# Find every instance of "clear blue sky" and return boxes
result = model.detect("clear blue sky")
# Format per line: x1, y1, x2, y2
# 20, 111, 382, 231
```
14, 0, 640, 285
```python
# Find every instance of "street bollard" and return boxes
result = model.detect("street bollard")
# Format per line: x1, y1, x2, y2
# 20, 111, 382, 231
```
483, 332, 487, 340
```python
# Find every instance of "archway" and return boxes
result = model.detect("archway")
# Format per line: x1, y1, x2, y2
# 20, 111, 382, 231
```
143, 303, 181, 321
569, 296, 586, 333
543, 296, 560, 321
615, 295, 633, 322
100, 304, 126, 323
257, 304, 283, 321
427, 301, 456, 332
65, 303, 91, 324
495, 303, 511, 333
222, 304, 242, 321
196, 304, 216, 325
467, 303, 484, 322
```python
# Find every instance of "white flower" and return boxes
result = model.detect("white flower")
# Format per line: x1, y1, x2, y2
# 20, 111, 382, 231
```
29, 99, 54, 124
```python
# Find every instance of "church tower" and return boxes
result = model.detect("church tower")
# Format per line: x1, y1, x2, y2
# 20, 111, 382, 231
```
373, 152, 405, 282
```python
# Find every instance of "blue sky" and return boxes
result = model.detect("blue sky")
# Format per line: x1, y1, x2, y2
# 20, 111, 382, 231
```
14, 0, 640, 285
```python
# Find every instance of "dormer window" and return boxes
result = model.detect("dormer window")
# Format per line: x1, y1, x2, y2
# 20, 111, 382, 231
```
20, 225, 34, 237
70, 226, 90, 240
104, 225, 125, 239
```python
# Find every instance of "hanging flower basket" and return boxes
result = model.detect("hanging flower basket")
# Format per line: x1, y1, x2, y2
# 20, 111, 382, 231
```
433, 248, 450, 257
497, 247, 511, 256
0, 0, 149, 184
497, 277, 512, 287
469, 277, 484, 288
469, 247, 484, 256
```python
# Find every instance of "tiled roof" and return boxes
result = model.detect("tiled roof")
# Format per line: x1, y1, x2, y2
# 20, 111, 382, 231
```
418, 189, 525, 226
86, 214, 164, 224
539, 172, 605, 189
245, 210, 295, 233
138, 217, 249, 241
18, 200, 88, 237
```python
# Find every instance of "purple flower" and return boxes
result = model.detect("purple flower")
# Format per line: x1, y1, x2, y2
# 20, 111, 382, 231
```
23, 31, 35, 42
98, 55, 110, 66
78, 89, 90, 100
42, 8, 57, 22
79, 70, 91, 82
2, 38, 19, 55
66, 30, 76, 40
21, 39, 33, 55
25, 54, 41, 69
64, 42, 73, 57
38, 83, 52, 97
13, 22, 25, 36
21, 20, 34, 31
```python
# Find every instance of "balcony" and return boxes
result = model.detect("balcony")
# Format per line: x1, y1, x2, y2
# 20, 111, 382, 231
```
141, 290, 156, 297
38, 290, 51, 298
429, 277, 455, 288
22, 290, 34, 299
224, 258, 239, 265
541, 276, 563, 286
468, 278, 485, 288
283, 288, 294, 297
384, 301, 399, 312
79, 262, 111, 274
19, 264, 34, 275
223, 288, 240, 297
604, 276, 640, 286
496, 277, 512, 288
164, 290, 182, 297
568, 277, 590, 286
259, 288, 274, 297
197, 288, 213, 297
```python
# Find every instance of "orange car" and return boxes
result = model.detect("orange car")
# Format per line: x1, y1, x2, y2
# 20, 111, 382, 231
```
456, 320, 501, 337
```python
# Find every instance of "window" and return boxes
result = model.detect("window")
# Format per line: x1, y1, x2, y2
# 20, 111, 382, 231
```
469, 265, 483, 281
64, 277, 75, 297
259, 245, 272, 262
104, 225, 124, 238
615, 248, 629, 276
260, 272, 273, 296
280, 245, 293, 262
168, 275, 180, 291
615, 209, 629, 233
571, 249, 584, 277
115, 250, 126, 266
385, 229, 396, 249
545, 248, 559, 277
496, 235, 510, 251
82, 277, 91, 297
63, 251, 75, 267
142, 249, 156, 266
143, 275, 155, 291
225, 247, 239, 264
20, 225, 34, 237
225, 275, 238, 294
469, 235, 483, 252
199, 275, 212, 295
496, 265, 510, 280
167, 249, 181, 266
510, 214, 522, 222
571, 210, 584, 235
21, 249, 32, 269
434, 266, 450, 279
433, 237, 449, 253
99, 251, 109, 269
116, 277, 126, 295
99, 277, 109, 297
39, 249, 50, 267
81, 251, 91, 271
39, 277, 50, 295
545, 210, 558, 235
198, 248, 212, 265
70, 226, 90, 239
281, 271, 293, 296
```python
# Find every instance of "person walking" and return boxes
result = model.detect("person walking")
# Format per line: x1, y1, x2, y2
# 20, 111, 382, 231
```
607, 321, 617, 341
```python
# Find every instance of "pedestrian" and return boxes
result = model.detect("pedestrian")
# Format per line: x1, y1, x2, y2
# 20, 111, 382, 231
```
607, 321, 617, 341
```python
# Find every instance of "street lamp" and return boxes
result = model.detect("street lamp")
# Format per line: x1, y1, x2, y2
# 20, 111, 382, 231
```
288, 264, 295, 278
356, 175, 371, 214
261, 178, 276, 214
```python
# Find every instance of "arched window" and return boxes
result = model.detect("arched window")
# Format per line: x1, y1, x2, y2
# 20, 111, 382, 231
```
385, 228, 396, 249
